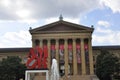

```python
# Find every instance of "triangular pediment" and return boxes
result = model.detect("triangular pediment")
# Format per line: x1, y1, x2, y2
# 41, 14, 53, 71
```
30, 20, 94, 34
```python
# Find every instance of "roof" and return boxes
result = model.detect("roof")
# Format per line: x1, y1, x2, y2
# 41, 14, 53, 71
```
0, 46, 120, 53
92, 45, 120, 50
29, 20, 94, 34
0, 48, 31, 53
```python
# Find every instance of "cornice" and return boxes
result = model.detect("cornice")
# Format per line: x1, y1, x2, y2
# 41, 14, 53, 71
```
31, 30, 93, 34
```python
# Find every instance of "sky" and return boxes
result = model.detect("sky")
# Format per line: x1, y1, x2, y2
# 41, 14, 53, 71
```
0, 0, 120, 48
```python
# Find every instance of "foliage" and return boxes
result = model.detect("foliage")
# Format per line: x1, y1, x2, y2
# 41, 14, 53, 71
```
96, 50, 120, 80
0, 56, 26, 80
113, 59, 120, 80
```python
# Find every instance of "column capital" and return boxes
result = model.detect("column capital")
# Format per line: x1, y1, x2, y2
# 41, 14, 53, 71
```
32, 38, 40, 41
88, 37, 92, 40
31, 38, 35, 41
40, 39, 43, 41
47, 38, 51, 41
64, 38, 68, 41
55, 38, 59, 41
80, 38, 84, 41
72, 38, 76, 41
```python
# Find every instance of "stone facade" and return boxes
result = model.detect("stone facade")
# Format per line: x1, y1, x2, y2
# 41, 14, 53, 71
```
30, 20, 94, 77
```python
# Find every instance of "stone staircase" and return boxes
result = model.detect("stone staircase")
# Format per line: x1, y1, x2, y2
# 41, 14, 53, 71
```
32, 74, 99, 80
60, 75, 93, 80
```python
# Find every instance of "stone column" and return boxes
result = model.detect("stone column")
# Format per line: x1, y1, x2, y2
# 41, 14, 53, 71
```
81, 38, 86, 75
88, 38, 94, 74
73, 39, 78, 75
56, 39, 59, 67
32, 39, 35, 47
64, 39, 68, 76
47, 39, 51, 69
40, 39, 43, 48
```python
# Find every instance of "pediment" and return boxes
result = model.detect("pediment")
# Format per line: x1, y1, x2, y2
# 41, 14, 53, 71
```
37, 24, 85, 31
30, 20, 94, 34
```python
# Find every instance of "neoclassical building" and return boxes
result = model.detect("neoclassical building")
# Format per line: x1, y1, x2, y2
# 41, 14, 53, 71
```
0, 17, 120, 80
29, 17, 94, 80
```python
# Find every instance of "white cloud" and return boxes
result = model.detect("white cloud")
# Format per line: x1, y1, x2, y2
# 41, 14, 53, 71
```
16, 9, 31, 19
0, 0, 32, 20
93, 31, 120, 45
0, 30, 32, 48
45, 17, 80, 24
45, 17, 59, 24
101, 0, 120, 13
1, 0, 11, 7
97, 20, 110, 28
17, 19, 38, 24
0, 0, 120, 47
92, 20, 119, 45
96, 27, 112, 33
0, 20, 15, 23
0, 19, 38, 25
64, 18, 80, 24
92, 27, 120, 45
0, 0, 101, 21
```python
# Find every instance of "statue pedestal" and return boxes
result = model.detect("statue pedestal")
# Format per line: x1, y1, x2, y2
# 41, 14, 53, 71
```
25, 69, 49, 80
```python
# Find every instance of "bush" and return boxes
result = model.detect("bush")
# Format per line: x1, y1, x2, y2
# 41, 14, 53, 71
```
96, 50, 119, 80
0, 56, 26, 80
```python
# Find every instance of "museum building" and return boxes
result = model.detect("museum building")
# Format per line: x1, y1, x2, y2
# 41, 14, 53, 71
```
0, 16, 120, 80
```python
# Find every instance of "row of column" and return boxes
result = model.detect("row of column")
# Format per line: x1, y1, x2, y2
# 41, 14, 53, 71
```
32, 38, 94, 75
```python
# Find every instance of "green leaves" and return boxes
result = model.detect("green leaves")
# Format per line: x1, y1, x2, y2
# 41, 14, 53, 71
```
96, 50, 119, 80
0, 56, 26, 80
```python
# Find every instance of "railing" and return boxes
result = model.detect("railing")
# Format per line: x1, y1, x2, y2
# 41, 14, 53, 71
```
25, 69, 49, 80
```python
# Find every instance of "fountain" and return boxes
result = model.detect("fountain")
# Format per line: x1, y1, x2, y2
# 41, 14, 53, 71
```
50, 58, 60, 80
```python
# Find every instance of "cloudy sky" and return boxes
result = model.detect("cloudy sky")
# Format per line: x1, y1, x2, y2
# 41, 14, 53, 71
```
0, 0, 120, 48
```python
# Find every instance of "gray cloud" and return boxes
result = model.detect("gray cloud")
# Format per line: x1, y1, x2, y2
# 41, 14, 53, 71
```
0, 0, 101, 20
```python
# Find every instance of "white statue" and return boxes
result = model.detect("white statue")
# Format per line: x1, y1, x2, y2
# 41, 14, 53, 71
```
51, 58, 59, 80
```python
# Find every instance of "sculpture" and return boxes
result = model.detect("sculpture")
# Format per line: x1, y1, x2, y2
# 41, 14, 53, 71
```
26, 39, 48, 69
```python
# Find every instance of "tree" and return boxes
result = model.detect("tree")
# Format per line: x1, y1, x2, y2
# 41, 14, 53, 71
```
96, 50, 119, 80
0, 56, 26, 80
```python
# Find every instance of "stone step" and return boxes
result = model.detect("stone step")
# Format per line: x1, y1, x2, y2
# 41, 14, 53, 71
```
32, 75, 99, 80
33, 75, 46, 80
